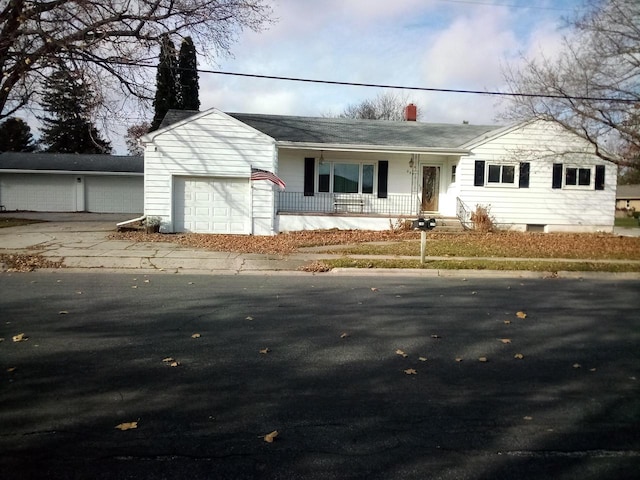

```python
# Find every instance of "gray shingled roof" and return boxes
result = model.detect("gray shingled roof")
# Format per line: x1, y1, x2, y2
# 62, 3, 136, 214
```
229, 113, 500, 149
0, 152, 143, 173
616, 184, 640, 199
158, 109, 502, 149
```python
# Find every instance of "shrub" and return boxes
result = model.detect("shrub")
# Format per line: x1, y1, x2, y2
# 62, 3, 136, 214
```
470, 205, 495, 232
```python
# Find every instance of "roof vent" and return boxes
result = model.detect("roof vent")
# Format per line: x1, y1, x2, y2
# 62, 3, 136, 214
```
404, 103, 417, 122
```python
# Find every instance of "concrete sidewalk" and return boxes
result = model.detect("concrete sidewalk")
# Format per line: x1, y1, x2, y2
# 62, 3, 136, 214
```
1, 212, 639, 277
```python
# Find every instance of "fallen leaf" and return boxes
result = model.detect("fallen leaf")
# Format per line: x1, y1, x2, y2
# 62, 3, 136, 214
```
471, 291, 477, 295
431, 334, 441, 339
191, 333, 201, 339
514, 353, 524, 359
7, 367, 16, 372
245, 316, 254, 321
340, 332, 349, 339
516, 311, 527, 319
395, 349, 408, 358
12, 333, 28, 342
404, 368, 417, 375
144, 279, 150, 283
170, 361, 180, 367
418, 357, 427, 362
523, 416, 533, 421
504, 320, 511, 325
573, 363, 581, 369
590, 368, 597, 372
499, 338, 512, 344
478, 357, 488, 362
264, 430, 279, 443
455, 357, 463, 362
259, 348, 270, 354
371, 287, 378, 292
58, 310, 69, 315
188, 282, 194, 285
131, 285, 138, 289
115, 421, 138, 431
76, 291, 82, 295
162, 357, 175, 363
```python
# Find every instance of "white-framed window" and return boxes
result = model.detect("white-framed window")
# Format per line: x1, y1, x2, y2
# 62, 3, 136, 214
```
451, 165, 457, 183
486, 163, 517, 186
564, 166, 592, 188
318, 162, 375, 194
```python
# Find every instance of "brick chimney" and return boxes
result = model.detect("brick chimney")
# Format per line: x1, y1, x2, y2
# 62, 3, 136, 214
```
404, 103, 417, 121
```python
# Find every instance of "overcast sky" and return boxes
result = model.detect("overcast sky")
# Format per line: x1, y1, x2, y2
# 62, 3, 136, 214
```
195, 0, 585, 127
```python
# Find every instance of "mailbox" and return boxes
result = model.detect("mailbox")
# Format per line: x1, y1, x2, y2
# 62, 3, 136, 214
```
412, 217, 437, 231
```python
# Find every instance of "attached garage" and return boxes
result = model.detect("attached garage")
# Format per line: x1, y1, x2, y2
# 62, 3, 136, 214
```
173, 176, 250, 233
0, 153, 143, 214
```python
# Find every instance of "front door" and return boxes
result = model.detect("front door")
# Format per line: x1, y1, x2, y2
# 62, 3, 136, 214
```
421, 166, 440, 211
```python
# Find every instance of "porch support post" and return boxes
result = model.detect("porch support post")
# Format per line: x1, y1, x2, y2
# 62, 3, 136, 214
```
420, 230, 427, 265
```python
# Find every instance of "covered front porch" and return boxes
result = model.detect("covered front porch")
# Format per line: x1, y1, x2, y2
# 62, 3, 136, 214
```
274, 149, 464, 232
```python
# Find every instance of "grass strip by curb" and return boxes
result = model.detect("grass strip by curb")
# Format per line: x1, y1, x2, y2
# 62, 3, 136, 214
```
321, 258, 640, 273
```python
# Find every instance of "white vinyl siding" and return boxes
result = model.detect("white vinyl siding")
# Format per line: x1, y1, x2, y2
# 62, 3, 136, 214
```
143, 109, 277, 234
459, 121, 616, 230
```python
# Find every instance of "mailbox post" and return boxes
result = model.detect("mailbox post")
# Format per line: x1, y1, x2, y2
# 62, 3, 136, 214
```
412, 217, 437, 264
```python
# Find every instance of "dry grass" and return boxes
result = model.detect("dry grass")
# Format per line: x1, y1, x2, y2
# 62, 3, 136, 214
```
111, 229, 640, 260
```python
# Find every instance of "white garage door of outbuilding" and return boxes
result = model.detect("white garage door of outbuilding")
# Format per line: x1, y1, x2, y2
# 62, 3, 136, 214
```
173, 176, 250, 234
85, 176, 143, 213
0, 173, 77, 211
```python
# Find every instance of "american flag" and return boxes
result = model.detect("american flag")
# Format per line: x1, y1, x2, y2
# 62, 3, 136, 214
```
250, 167, 286, 190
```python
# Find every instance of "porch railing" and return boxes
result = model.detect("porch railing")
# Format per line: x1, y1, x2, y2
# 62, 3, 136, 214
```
456, 196, 474, 229
276, 191, 419, 216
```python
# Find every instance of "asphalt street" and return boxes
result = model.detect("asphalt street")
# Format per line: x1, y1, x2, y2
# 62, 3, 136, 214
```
1, 272, 639, 479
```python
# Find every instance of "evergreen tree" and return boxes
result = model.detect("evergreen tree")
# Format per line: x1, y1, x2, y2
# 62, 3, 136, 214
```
0, 117, 37, 152
149, 35, 180, 132
178, 37, 200, 111
38, 69, 111, 154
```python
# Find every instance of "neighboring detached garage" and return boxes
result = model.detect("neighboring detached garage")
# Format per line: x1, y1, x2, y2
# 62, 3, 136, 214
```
0, 152, 143, 214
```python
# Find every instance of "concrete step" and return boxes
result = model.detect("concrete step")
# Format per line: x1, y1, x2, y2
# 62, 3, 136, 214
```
424, 216, 465, 232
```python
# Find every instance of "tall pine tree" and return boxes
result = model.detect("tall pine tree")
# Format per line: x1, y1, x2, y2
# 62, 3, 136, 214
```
178, 37, 200, 111
38, 69, 111, 154
149, 35, 180, 132
0, 117, 37, 152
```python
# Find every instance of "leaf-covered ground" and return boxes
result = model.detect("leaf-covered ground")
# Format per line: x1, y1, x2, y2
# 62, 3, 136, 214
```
111, 230, 640, 260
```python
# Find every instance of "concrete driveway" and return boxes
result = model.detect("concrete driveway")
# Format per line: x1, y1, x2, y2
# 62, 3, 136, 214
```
0, 212, 310, 273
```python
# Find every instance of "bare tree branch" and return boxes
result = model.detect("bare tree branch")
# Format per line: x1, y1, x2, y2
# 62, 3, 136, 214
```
0, 0, 274, 120
501, 0, 640, 167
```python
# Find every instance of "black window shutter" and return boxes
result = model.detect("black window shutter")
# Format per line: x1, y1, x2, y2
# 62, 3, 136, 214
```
595, 165, 605, 190
377, 160, 388, 198
474, 160, 485, 186
519, 162, 530, 188
552, 163, 563, 189
304, 157, 315, 196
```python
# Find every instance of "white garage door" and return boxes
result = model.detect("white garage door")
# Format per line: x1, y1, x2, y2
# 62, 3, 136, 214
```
85, 176, 143, 213
174, 176, 250, 233
0, 173, 76, 211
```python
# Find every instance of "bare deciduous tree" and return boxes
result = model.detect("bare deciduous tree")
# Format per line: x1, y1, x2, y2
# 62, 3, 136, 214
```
502, 0, 639, 167
125, 121, 151, 156
0, 0, 273, 121
340, 92, 416, 121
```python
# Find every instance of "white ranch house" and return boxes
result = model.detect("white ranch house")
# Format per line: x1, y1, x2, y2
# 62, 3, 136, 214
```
141, 107, 616, 235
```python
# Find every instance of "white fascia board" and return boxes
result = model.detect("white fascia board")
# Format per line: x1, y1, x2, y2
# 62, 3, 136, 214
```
0, 169, 143, 176
276, 141, 471, 156
140, 108, 215, 143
